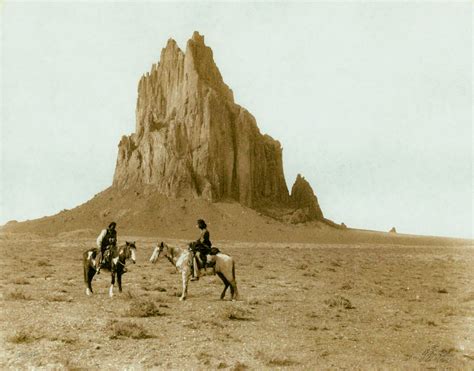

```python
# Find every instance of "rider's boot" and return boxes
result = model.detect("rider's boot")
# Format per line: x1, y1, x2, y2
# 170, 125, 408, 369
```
190, 256, 200, 281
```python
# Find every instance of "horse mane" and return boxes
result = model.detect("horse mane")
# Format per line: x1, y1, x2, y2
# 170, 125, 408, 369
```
161, 243, 188, 267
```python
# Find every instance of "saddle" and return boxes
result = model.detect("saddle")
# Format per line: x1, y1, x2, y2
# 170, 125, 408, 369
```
192, 246, 221, 270
100, 246, 115, 268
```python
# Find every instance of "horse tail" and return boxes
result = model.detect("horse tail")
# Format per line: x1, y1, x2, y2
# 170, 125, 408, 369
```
232, 259, 236, 282
83, 250, 90, 283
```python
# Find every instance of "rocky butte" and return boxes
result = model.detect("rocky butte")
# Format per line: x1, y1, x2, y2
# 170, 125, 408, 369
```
113, 31, 323, 223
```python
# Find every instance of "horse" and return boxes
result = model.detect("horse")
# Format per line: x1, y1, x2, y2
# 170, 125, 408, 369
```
83, 241, 137, 297
149, 241, 238, 301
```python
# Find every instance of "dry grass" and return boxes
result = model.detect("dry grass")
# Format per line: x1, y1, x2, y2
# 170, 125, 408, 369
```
1, 235, 473, 369
5, 288, 32, 300
125, 299, 164, 317
7, 329, 40, 344
108, 320, 153, 339
12, 277, 30, 285
324, 295, 354, 309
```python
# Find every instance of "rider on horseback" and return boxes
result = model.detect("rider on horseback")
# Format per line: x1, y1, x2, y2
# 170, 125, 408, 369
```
190, 219, 212, 281
95, 222, 117, 274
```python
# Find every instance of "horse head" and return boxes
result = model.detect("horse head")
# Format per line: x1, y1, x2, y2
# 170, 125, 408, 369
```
125, 241, 137, 264
150, 241, 166, 264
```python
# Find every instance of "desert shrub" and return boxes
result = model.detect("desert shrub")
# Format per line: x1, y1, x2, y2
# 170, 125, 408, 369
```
108, 320, 153, 339
6, 289, 31, 300
340, 282, 353, 290
48, 334, 77, 344
220, 305, 252, 321
125, 299, 163, 317
46, 294, 73, 302
420, 345, 457, 362
37, 260, 52, 267
246, 296, 260, 305
324, 295, 354, 309
255, 351, 298, 367
462, 291, 474, 302
232, 361, 248, 370
8, 329, 39, 344
142, 285, 167, 292
12, 277, 30, 285
122, 291, 135, 300
267, 357, 298, 366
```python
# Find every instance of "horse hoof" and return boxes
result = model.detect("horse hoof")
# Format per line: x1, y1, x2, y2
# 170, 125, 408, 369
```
86, 288, 92, 296
179, 297, 186, 301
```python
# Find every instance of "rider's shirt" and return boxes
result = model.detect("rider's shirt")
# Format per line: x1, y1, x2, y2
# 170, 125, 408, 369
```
197, 229, 212, 248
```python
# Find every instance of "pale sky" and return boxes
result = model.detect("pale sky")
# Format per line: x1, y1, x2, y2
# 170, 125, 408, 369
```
1, 2, 472, 238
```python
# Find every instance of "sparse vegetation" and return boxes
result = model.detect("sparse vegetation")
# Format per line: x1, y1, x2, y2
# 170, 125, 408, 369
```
220, 306, 252, 321
324, 295, 354, 309
46, 294, 73, 302
1, 236, 471, 369
125, 299, 164, 317
108, 320, 153, 339
8, 329, 39, 344
12, 277, 30, 285
256, 350, 299, 367
6, 288, 31, 300
37, 260, 52, 267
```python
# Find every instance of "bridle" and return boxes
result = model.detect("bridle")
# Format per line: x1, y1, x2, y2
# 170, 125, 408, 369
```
157, 242, 175, 266
117, 243, 136, 268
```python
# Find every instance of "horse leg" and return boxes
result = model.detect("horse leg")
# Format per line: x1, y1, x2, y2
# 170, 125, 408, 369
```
217, 272, 230, 300
109, 270, 115, 297
84, 262, 90, 295
87, 267, 96, 295
230, 262, 238, 301
117, 269, 123, 293
230, 281, 239, 301
84, 265, 93, 296
180, 270, 189, 301
83, 251, 95, 295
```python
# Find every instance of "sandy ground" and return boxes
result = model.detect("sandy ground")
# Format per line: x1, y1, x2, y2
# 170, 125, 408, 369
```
1, 233, 473, 369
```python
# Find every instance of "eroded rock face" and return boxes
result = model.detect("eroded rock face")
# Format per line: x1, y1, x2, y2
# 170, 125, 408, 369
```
113, 32, 323, 222
290, 174, 323, 221
113, 32, 289, 208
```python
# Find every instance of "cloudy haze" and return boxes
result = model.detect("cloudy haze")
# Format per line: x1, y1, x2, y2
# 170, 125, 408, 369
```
1, 2, 472, 238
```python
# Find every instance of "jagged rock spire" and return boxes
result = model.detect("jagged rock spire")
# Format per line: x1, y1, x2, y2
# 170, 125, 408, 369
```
113, 32, 289, 208
290, 174, 324, 220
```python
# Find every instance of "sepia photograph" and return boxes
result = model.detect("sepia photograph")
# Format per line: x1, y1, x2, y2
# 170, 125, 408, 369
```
1, 1, 472, 369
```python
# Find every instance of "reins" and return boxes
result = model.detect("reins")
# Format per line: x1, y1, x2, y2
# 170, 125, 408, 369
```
116, 245, 133, 268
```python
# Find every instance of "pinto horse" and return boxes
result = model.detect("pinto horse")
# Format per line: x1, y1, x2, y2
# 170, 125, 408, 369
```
149, 242, 238, 301
83, 241, 137, 297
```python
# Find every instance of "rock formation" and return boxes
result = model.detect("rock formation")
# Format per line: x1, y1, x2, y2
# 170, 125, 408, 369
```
113, 31, 323, 220
290, 174, 323, 219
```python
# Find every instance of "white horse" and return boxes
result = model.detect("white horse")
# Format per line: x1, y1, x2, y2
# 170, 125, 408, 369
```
149, 242, 238, 301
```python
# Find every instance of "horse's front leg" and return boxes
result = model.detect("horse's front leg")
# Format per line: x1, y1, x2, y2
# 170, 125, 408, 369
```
117, 269, 123, 293
109, 270, 115, 297
86, 267, 95, 296
180, 270, 189, 301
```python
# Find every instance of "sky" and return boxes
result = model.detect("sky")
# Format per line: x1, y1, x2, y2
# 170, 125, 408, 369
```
1, 1, 472, 238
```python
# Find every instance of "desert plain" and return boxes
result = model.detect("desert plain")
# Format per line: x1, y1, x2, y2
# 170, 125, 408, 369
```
1, 229, 473, 370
